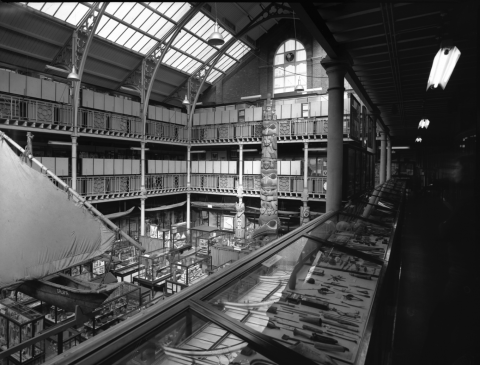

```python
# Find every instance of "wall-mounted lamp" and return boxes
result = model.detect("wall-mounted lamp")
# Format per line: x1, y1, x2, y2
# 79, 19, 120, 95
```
427, 39, 461, 90
418, 119, 430, 129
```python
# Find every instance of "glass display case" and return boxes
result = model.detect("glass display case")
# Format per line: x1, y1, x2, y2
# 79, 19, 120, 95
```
44, 329, 82, 362
0, 299, 45, 364
164, 253, 209, 296
190, 225, 221, 254
40, 180, 405, 365
133, 248, 172, 295
81, 283, 141, 339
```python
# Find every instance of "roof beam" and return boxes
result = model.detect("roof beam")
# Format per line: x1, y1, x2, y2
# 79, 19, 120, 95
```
289, 2, 389, 133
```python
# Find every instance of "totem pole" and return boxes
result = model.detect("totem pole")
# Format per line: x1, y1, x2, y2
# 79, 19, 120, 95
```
253, 94, 279, 242
235, 200, 245, 240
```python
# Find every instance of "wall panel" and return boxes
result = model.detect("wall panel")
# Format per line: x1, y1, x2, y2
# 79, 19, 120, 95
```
56, 158, 69, 176
244, 161, 253, 174
82, 158, 94, 175
123, 159, 132, 174
244, 108, 254, 122
131, 160, 140, 174
42, 157, 56, 175
55, 83, 69, 104
132, 101, 140, 117
252, 161, 261, 174
9, 73, 26, 95
114, 97, 124, 114
26, 76, 41, 98
104, 159, 114, 175
191, 161, 199, 173
93, 92, 105, 110
291, 161, 301, 175
0, 70, 10, 93
155, 160, 162, 173
198, 160, 206, 173
123, 98, 132, 115
93, 159, 104, 175
253, 107, 263, 121
81, 89, 94, 108
114, 159, 123, 175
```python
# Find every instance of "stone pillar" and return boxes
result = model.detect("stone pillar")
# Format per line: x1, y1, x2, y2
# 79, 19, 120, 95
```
71, 136, 77, 191
301, 142, 310, 225
386, 138, 392, 180
321, 56, 351, 212
380, 133, 386, 183
140, 141, 146, 237
186, 145, 191, 231
235, 144, 245, 240
253, 94, 279, 242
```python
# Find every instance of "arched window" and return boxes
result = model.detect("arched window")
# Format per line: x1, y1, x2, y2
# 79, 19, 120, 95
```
273, 39, 307, 94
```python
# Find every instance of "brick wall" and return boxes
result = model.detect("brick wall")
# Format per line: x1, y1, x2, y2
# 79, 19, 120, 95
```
200, 19, 329, 104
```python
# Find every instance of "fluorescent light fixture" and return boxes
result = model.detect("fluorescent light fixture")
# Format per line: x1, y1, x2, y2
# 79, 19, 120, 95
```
48, 141, 72, 146
190, 150, 206, 153
241, 95, 262, 100
306, 148, 327, 151
45, 65, 69, 73
305, 87, 323, 92
427, 44, 461, 90
392, 146, 410, 150
130, 147, 150, 151
418, 119, 430, 129
120, 86, 140, 93
237, 149, 257, 152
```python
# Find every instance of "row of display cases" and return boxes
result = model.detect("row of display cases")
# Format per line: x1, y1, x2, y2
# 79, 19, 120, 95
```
40, 180, 405, 365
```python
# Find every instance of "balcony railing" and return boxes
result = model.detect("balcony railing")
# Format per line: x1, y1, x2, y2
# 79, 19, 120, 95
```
1, 92, 353, 145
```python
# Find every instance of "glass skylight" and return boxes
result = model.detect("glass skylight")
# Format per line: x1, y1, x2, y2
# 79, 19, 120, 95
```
23, 2, 252, 84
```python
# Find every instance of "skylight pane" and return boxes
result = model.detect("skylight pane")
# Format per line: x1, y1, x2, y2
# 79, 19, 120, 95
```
215, 55, 230, 70
66, 3, 89, 25
139, 38, 158, 54
133, 8, 153, 28
218, 58, 235, 72
54, 3, 76, 21
138, 12, 159, 32
27, 3, 45, 11
207, 70, 221, 83
123, 31, 143, 49
170, 3, 191, 22
171, 54, 188, 68
97, 19, 119, 38
105, 2, 122, 15
174, 33, 192, 50
154, 19, 175, 40
116, 27, 136, 45
181, 37, 198, 54
42, 3, 61, 16
113, 2, 135, 20
197, 18, 215, 38
177, 56, 194, 70
166, 51, 182, 66
96, 16, 110, 33
184, 13, 203, 31
185, 60, 201, 74
164, 2, 185, 19
162, 49, 177, 63
123, 3, 144, 24
107, 23, 127, 42
157, 3, 174, 15
148, 2, 162, 10
131, 35, 152, 53
195, 47, 215, 61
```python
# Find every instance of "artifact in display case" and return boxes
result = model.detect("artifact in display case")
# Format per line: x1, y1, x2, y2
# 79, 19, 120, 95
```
82, 283, 141, 338
171, 225, 191, 251
45, 306, 75, 325
174, 254, 209, 287
111, 240, 138, 262
101, 309, 281, 365
111, 253, 140, 283
0, 299, 45, 364
190, 225, 220, 253
204, 221, 386, 364
133, 248, 172, 294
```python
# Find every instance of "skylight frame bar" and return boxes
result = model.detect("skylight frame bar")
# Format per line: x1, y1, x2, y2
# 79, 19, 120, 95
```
140, 3, 239, 65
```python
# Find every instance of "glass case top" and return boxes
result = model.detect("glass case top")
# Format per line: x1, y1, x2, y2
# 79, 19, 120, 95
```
0, 298, 44, 322
110, 309, 278, 365
175, 254, 208, 267
202, 232, 383, 364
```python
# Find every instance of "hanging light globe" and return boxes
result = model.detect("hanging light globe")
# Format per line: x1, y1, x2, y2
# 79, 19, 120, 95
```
67, 66, 80, 81
207, 21, 225, 47
182, 94, 190, 106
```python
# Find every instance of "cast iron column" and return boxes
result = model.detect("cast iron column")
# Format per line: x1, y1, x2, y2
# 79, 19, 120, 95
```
186, 145, 191, 231
380, 132, 386, 183
301, 142, 310, 224
386, 137, 392, 180
140, 141, 146, 237
235, 144, 245, 240
71, 136, 77, 191
321, 56, 350, 212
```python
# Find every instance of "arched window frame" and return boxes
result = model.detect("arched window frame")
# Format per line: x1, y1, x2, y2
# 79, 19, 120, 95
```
273, 39, 307, 95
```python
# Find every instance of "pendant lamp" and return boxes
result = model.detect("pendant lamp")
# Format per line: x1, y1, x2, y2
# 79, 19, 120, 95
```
295, 78, 304, 92
67, 65, 80, 82
182, 95, 190, 106
207, 4, 225, 47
